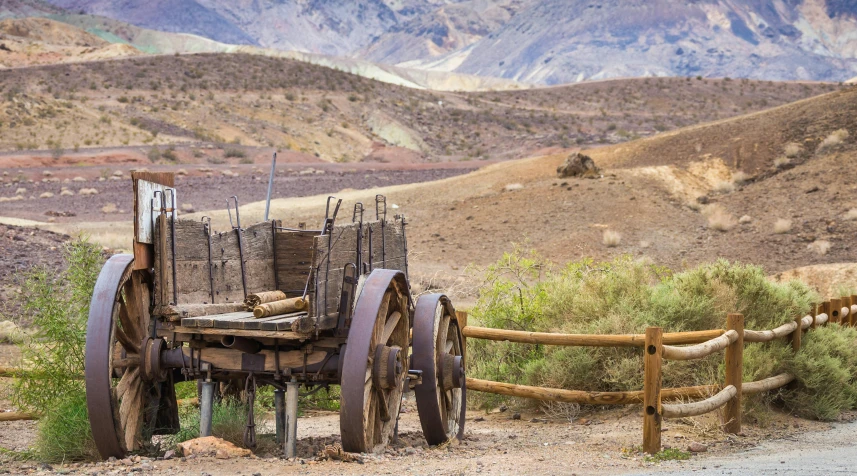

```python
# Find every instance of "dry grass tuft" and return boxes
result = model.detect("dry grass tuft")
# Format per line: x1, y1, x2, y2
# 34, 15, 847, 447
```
15, 187, 26, 195
39, 192, 54, 198
72, 176, 86, 182
731, 171, 750, 184
101, 203, 117, 214
773, 157, 790, 168
843, 209, 857, 221
819, 129, 850, 150
739, 215, 752, 224
78, 188, 98, 196
773, 219, 792, 234
504, 183, 524, 192
807, 240, 831, 256
602, 229, 622, 247
783, 143, 802, 158
60, 189, 74, 196
713, 180, 734, 193
703, 205, 736, 231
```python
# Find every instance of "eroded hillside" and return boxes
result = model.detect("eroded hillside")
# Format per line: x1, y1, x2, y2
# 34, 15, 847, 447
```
0, 53, 841, 163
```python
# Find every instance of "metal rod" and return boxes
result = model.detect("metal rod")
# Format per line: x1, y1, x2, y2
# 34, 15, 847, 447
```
227, 196, 248, 297
285, 377, 299, 459
264, 153, 277, 222
376, 195, 386, 268
199, 380, 216, 437
274, 389, 286, 445
271, 220, 280, 291
166, 189, 179, 305
202, 217, 215, 304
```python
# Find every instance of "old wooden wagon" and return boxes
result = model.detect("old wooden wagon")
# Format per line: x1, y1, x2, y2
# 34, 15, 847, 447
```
85, 172, 465, 458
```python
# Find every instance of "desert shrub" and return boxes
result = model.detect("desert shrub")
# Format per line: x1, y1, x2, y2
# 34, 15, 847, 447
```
784, 325, 857, 420
602, 230, 621, 247
224, 148, 246, 159
808, 240, 831, 256
469, 250, 823, 417
783, 143, 802, 158
171, 397, 250, 448
713, 180, 734, 193
773, 219, 792, 234
10, 238, 103, 461
703, 205, 736, 231
818, 129, 849, 150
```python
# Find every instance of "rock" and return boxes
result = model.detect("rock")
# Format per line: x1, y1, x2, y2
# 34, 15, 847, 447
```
499, 405, 508, 413
557, 153, 599, 179
0, 320, 23, 343
688, 442, 708, 453
162, 450, 175, 460
177, 436, 251, 458
512, 413, 521, 420
696, 195, 710, 205
473, 416, 485, 422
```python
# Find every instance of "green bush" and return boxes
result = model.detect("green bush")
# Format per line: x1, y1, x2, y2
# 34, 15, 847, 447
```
10, 238, 103, 461
784, 325, 857, 420
467, 250, 850, 419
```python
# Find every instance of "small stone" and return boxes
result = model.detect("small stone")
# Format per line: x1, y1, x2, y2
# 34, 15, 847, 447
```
473, 416, 485, 422
499, 405, 508, 413
512, 413, 521, 420
163, 450, 175, 460
688, 442, 708, 453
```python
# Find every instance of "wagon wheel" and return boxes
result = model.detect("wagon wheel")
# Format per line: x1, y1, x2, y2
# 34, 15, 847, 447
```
340, 269, 410, 453
413, 294, 465, 445
86, 254, 179, 459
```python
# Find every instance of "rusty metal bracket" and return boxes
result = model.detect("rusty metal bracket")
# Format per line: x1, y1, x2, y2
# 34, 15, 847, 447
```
227, 196, 248, 298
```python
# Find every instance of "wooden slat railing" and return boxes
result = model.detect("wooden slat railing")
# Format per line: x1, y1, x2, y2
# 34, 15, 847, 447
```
457, 296, 854, 455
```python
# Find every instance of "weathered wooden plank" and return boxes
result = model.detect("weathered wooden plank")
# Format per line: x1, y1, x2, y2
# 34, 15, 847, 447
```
211, 312, 259, 329
181, 311, 255, 328
274, 230, 316, 295
228, 315, 286, 330
259, 314, 304, 331
154, 302, 246, 321
170, 326, 308, 341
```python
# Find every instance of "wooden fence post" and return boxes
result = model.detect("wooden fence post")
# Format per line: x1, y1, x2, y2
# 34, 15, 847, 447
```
724, 313, 744, 434
852, 295, 857, 326
456, 310, 468, 361
831, 298, 841, 324
821, 301, 830, 326
810, 303, 818, 329
843, 296, 853, 327
791, 313, 802, 352
643, 327, 663, 454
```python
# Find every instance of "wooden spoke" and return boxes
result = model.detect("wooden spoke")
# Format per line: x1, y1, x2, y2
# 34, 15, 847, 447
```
114, 325, 140, 355
381, 311, 402, 344
117, 303, 140, 344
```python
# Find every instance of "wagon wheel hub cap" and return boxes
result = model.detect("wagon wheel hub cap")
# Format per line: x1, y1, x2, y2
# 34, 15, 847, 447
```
373, 345, 403, 390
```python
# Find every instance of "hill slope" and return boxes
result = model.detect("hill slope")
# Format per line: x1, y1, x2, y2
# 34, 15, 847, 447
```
0, 54, 840, 163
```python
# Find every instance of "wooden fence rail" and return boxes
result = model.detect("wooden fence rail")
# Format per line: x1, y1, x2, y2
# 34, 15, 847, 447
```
457, 296, 855, 455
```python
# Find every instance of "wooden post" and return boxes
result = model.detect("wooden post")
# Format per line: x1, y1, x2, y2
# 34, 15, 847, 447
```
810, 303, 818, 329
843, 296, 853, 327
821, 301, 830, 326
791, 314, 802, 352
643, 327, 663, 454
456, 311, 468, 361
851, 295, 857, 326
831, 298, 841, 324
724, 313, 744, 434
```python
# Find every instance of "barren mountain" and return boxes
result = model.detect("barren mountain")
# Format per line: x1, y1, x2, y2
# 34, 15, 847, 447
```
32, 0, 857, 83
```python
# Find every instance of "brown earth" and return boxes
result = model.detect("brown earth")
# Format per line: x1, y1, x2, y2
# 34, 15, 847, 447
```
0, 53, 840, 165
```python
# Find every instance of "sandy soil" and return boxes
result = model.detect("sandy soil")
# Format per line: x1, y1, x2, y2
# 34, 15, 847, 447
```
0, 340, 836, 476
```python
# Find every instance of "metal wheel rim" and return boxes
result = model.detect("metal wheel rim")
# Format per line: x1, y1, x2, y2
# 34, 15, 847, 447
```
413, 293, 466, 446
339, 269, 410, 453
85, 254, 157, 458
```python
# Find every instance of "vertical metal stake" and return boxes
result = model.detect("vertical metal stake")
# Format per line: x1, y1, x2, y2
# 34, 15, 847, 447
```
274, 389, 286, 445
285, 377, 299, 459
199, 380, 216, 437
264, 153, 277, 222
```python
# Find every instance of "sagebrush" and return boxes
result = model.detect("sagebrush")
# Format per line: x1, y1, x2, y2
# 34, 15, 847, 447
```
467, 249, 854, 420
